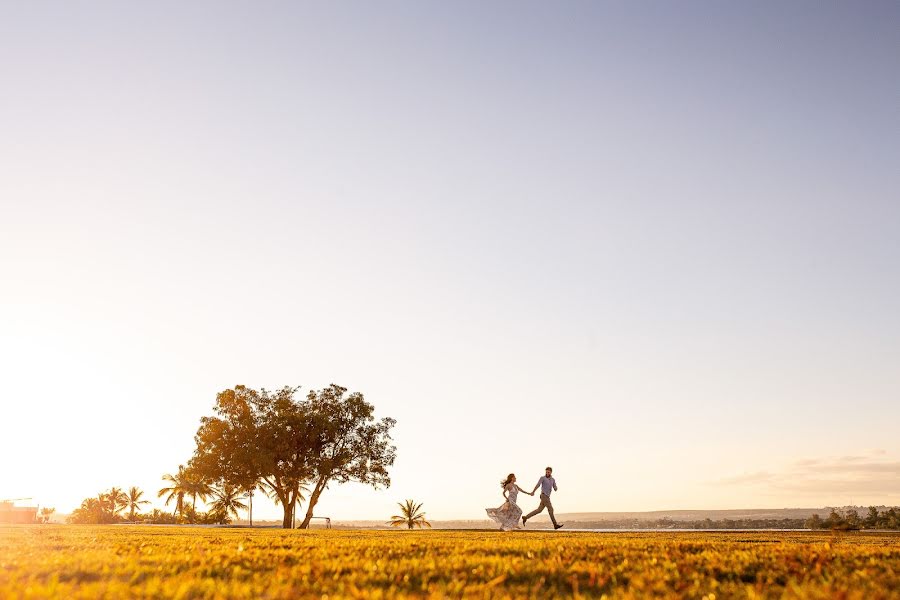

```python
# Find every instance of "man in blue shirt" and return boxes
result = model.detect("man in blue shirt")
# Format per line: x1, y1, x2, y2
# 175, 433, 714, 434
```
522, 466, 563, 529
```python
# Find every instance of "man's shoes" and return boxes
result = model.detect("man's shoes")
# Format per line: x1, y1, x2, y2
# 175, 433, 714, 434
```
554, 524, 564, 530
522, 517, 527, 527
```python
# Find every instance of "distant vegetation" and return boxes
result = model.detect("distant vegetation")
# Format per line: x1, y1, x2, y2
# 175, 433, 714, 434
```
806, 507, 900, 531
563, 507, 900, 530
67, 484, 238, 525
67, 385, 396, 529
37, 507, 55, 524
564, 518, 812, 530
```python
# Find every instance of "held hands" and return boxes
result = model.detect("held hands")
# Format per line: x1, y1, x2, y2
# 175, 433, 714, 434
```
517, 485, 535, 496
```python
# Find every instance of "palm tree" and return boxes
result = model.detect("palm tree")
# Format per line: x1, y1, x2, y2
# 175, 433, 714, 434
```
183, 468, 213, 518
97, 492, 116, 520
81, 497, 103, 523
158, 465, 190, 519
209, 483, 248, 520
389, 499, 432, 529
107, 487, 128, 516
125, 486, 150, 521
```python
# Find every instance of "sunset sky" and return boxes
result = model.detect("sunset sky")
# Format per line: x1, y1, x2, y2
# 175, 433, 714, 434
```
1, 2, 898, 521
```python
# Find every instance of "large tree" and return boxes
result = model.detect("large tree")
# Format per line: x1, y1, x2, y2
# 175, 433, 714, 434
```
192, 385, 316, 528
297, 385, 397, 529
191, 384, 396, 529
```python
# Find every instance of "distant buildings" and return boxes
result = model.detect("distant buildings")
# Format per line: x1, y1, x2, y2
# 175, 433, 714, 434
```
0, 501, 38, 524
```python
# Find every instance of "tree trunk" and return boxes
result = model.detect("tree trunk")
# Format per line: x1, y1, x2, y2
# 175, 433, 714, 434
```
275, 488, 292, 529
299, 479, 327, 529
288, 486, 300, 529
248, 493, 253, 528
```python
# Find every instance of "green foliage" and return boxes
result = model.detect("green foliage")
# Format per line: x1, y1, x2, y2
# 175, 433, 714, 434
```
389, 499, 432, 529
181, 505, 231, 525
125, 487, 149, 522
158, 465, 190, 519
207, 484, 247, 521
37, 507, 55, 524
141, 509, 178, 524
183, 469, 214, 515
67, 487, 139, 525
66, 498, 107, 524
191, 384, 396, 529
296, 385, 397, 529
191, 386, 311, 528
807, 507, 900, 531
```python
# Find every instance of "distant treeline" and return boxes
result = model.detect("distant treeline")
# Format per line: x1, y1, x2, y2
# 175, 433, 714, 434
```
565, 507, 900, 531
569, 518, 809, 530
806, 507, 900, 531
67, 486, 238, 525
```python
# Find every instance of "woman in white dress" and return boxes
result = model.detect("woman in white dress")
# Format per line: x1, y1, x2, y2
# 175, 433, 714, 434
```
485, 473, 533, 531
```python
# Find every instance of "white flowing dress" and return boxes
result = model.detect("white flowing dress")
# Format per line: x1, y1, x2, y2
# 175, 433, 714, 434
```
485, 484, 523, 531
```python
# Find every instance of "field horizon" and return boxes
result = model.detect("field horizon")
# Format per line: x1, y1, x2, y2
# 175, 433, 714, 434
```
39, 505, 881, 527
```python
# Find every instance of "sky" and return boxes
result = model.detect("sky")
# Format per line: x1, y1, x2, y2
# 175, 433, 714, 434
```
1, 1, 899, 522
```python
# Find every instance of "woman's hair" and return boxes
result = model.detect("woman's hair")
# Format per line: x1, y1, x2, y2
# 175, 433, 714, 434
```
500, 473, 515, 488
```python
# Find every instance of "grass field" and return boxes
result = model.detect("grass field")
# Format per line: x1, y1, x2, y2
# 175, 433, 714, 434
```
1, 526, 899, 599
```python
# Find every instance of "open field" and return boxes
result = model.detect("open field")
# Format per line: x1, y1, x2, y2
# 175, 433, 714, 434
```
1, 526, 899, 599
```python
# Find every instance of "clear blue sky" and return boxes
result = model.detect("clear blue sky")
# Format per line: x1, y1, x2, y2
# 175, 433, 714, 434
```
1, 2, 898, 519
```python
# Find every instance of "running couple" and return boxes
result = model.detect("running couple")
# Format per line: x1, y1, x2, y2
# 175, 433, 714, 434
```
485, 467, 563, 531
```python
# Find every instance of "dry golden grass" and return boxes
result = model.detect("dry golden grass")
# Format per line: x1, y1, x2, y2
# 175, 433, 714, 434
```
1, 526, 898, 598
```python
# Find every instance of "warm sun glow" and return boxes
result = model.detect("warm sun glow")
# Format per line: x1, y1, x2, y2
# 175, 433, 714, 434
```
1, 1, 898, 528
2, 3, 899, 598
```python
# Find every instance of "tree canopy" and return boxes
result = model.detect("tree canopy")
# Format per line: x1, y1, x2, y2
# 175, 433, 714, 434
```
191, 384, 396, 528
